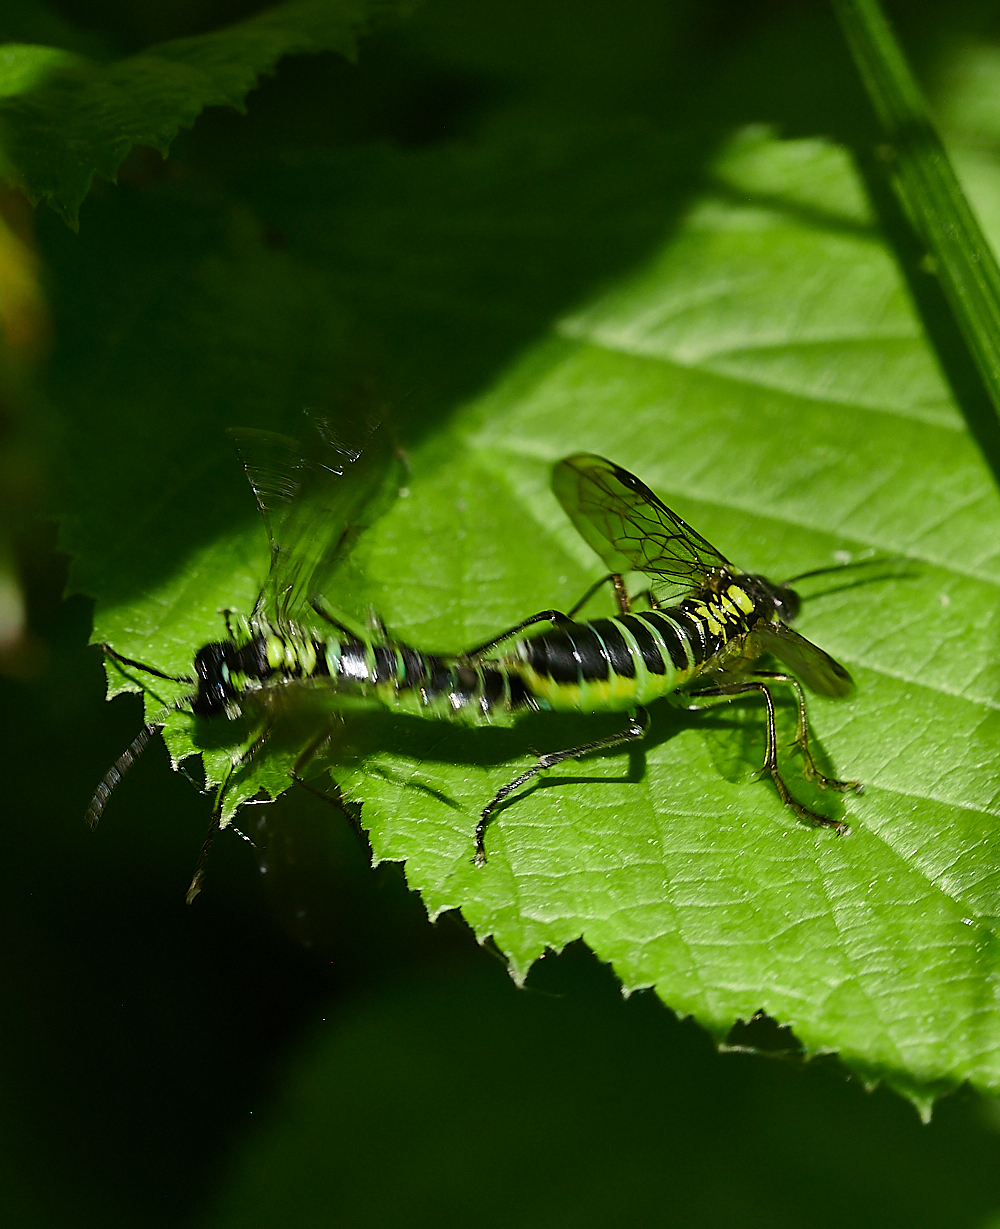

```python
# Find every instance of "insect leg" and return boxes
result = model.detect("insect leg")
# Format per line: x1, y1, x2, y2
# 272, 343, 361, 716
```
562, 572, 616, 618
688, 682, 849, 834
309, 596, 358, 640
285, 721, 373, 848
612, 574, 631, 614
463, 611, 573, 660
465, 573, 643, 659
290, 724, 335, 785
289, 721, 347, 806
100, 643, 194, 685
475, 708, 650, 866
185, 775, 229, 905
185, 723, 273, 904
751, 671, 863, 795
565, 573, 664, 618
366, 609, 391, 643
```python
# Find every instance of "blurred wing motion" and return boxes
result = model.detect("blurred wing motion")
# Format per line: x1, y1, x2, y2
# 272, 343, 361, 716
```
552, 454, 731, 596
232, 413, 402, 625
753, 622, 853, 697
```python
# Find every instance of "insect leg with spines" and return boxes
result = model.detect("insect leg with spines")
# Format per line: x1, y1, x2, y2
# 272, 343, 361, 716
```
473, 706, 649, 867
679, 675, 854, 836
746, 669, 861, 797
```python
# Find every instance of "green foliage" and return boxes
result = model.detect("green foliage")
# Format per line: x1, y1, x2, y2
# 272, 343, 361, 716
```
0, 0, 408, 226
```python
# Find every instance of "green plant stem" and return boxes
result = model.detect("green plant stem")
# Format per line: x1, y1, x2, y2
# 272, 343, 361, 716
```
833, 0, 1000, 415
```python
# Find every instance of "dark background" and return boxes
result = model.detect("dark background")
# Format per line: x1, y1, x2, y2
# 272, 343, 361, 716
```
4, 1, 1000, 1224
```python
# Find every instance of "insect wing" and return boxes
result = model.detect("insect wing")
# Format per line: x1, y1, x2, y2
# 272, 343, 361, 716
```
233, 415, 401, 625
230, 428, 302, 563
753, 621, 853, 698
552, 454, 731, 595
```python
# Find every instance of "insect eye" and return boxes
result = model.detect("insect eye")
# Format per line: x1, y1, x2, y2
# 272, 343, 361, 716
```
772, 586, 801, 621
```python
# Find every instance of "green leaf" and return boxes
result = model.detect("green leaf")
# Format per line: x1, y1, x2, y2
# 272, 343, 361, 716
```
74, 117, 1000, 1111
0, 0, 409, 226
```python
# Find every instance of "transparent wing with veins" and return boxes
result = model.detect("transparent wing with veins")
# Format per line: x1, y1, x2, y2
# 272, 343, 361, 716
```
552, 453, 732, 600
231, 414, 401, 628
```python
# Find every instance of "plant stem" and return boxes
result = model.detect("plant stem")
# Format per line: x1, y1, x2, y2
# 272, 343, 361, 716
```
833, 0, 1000, 417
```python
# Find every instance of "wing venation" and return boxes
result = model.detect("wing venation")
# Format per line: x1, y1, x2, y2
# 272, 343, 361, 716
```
552, 454, 731, 598
232, 413, 402, 626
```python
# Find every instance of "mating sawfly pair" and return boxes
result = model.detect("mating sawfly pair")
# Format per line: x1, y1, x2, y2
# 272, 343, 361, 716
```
90, 416, 865, 899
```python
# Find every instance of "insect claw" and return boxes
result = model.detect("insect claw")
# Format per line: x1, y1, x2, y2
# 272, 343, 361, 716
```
792, 803, 850, 836
815, 772, 863, 795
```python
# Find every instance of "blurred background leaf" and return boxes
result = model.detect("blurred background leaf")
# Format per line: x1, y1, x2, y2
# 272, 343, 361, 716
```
0, 0, 410, 226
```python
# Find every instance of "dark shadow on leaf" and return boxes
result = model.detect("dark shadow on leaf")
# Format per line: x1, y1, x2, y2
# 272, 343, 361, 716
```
793, 556, 923, 606
483, 738, 650, 823
199, 686, 853, 834
712, 179, 880, 242
797, 567, 923, 604
323, 703, 688, 776
48, 32, 732, 607
363, 765, 464, 810
694, 689, 854, 826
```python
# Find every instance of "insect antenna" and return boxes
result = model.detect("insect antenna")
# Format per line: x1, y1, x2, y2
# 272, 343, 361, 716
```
782, 556, 904, 585
86, 697, 195, 829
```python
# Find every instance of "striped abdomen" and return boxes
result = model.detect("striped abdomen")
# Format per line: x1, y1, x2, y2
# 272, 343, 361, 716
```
229, 626, 531, 724
225, 575, 768, 724
505, 583, 768, 713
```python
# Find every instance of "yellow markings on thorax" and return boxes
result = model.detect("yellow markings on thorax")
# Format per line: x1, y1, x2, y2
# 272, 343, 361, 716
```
691, 602, 724, 636
690, 583, 756, 638
728, 583, 756, 615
